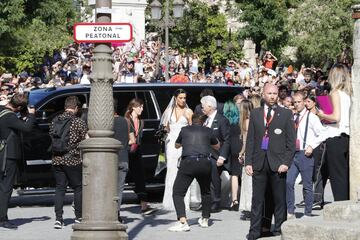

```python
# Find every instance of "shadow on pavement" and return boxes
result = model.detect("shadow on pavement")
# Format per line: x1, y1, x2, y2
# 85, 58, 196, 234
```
126, 209, 173, 239
9, 195, 73, 208
11, 216, 51, 227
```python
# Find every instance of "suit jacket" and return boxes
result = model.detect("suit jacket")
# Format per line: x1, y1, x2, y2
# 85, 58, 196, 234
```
208, 112, 230, 168
114, 116, 129, 165
245, 105, 296, 172
0, 106, 35, 160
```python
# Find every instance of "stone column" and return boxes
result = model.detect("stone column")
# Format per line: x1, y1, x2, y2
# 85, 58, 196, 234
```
71, 0, 128, 239
242, 39, 256, 69
350, 4, 360, 201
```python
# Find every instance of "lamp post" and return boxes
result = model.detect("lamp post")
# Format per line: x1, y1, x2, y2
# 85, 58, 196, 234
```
150, 0, 185, 82
71, 0, 127, 239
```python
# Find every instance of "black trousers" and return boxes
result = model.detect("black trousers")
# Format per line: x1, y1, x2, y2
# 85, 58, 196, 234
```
210, 160, 226, 204
54, 164, 82, 220
0, 159, 17, 221
173, 157, 212, 219
313, 143, 327, 203
129, 148, 147, 202
248, 157, 287, 239
325, 134, 349, 201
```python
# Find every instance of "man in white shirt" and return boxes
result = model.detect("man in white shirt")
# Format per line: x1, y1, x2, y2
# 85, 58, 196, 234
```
286, 91, 327, 218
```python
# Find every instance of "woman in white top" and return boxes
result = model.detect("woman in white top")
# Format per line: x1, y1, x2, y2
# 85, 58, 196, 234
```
316, 63, 352, 201
161, 89, 194, 210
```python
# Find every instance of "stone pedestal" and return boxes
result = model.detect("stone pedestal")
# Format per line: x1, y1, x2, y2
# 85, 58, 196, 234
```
281, 201, 360, 240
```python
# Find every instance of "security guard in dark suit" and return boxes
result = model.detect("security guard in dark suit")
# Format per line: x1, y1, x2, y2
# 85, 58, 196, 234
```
170, 114, 219, 231
0, 94, 35, 230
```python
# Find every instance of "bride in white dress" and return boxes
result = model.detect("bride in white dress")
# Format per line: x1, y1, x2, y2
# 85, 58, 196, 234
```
161, 89, 193, 211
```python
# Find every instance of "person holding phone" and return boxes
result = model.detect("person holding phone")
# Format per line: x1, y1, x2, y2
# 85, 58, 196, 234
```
0, 94, 36, 230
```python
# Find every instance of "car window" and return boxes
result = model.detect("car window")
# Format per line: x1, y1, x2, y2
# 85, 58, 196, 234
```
135, 91, 158, 119
113, 91, 136, 116
37, 94, 87, 121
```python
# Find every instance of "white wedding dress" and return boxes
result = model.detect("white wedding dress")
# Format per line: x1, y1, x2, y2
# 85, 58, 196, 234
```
162, 113, 191, 211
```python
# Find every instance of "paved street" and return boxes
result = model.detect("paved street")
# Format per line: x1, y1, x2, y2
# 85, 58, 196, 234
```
1, 183, 333, 240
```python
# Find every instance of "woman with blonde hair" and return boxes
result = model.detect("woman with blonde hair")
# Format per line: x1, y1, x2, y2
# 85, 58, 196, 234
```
316, 63, 352, 201
238, 99, 254, 220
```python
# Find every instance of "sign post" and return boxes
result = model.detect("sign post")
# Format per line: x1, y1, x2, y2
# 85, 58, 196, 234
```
71, 2, 131, 240
74, 23, 133, 43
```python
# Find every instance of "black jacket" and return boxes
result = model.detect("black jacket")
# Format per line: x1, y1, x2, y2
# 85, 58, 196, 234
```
245, 106, 296, 172
209, 112, 231, 169
0, 106, 35, 160
114, 116, 129, 165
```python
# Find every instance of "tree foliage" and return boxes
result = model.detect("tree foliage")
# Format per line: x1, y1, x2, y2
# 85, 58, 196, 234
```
147, 0, 242, 65
287, 0, 355, 66
235, 0, 291, 56
0, 0, 77, 73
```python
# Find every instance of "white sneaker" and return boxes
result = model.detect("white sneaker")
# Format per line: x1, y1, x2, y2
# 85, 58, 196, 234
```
54, 220, 64, 229
168, 221, 190, 232
198, 217, 209, 228
287, 213, 296, 220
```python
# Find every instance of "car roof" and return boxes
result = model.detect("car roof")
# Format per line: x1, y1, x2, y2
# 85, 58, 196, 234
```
28, 83, 245, 107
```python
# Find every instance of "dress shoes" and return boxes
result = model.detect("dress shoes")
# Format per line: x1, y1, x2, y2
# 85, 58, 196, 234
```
211, 203, 221, 213
295, 200, 305, 208
240, 211, 251, 221
312, 201, 324, 210
0, 221, 18, 230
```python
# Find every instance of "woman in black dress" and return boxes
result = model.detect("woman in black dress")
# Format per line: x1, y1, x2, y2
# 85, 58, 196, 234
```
223, 100, 242, 211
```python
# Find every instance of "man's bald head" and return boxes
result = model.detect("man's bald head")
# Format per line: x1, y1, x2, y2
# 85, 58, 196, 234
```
263, 83, 278, 106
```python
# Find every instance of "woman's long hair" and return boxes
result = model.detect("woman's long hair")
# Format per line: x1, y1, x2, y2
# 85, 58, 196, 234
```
328, 63, 352, 96
223, 100, 239, 125
125, 98, 144, 119
239, 99, 254, 134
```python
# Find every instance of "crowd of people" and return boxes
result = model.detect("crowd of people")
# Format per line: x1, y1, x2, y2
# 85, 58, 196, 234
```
0, 37, 342, 106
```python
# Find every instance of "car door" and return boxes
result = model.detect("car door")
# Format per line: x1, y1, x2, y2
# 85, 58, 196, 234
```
113, 90, 161, 183
19, 93, 87, 188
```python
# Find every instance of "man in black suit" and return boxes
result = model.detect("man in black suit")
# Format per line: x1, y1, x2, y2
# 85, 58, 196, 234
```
201, 95, 230, 212
245, 84, 296, 239
0, 94, 36, 230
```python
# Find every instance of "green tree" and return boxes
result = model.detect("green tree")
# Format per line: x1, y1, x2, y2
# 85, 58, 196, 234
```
147, 0, 242, 65
0, 0, 78, 73
235, 0, 290, 56
287, 0, 355, 67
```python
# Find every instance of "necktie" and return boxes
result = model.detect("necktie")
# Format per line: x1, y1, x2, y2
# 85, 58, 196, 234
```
294, 113, 300, 133
204, 117, 210, 127
266, 107, 272, 123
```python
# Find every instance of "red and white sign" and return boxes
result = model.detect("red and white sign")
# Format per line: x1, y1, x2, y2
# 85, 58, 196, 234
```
74, 23, 133, 43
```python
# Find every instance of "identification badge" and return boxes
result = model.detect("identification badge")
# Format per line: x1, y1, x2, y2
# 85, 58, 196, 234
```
296, 139, 300, 151
261, 136, 269, 150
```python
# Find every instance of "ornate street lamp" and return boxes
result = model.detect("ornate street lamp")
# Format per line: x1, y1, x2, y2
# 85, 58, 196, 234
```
150, 0, 162, 20
216, 33, 223, 48
173, 0, 185, 18
150, 0, 185, 82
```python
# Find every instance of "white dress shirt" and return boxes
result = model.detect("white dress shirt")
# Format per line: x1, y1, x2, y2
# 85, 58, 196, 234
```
205, 110, 217, 128
295, 108, 328, 150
